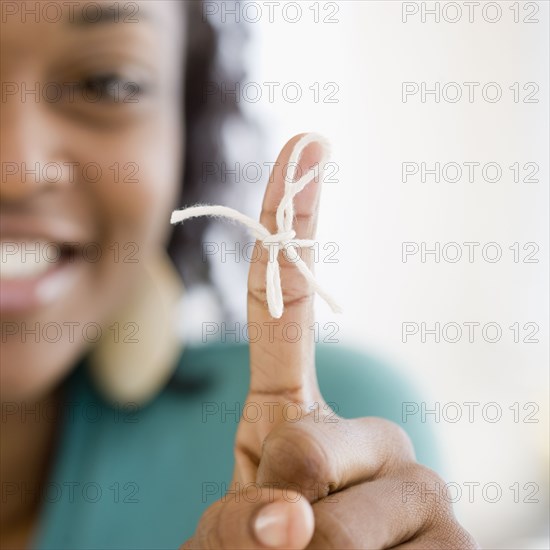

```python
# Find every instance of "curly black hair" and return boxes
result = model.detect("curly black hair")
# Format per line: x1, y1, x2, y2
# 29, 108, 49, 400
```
167, 1, 252, 289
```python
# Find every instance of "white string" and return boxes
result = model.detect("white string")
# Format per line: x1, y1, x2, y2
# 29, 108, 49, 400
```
170, 133, 342, 319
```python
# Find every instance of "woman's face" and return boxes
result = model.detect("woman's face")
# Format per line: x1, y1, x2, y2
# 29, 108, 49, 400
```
0, 1, 185, 400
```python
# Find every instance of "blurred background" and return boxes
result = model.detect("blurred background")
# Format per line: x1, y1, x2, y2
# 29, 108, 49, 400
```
183, 1, 549, 548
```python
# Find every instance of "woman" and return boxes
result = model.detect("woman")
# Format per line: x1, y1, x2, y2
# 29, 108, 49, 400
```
1, 1, 477, 548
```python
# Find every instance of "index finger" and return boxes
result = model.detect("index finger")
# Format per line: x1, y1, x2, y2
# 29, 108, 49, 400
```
247, 133, 332, 403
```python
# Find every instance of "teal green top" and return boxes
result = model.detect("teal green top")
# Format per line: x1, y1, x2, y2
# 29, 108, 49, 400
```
32, 344, 437, 550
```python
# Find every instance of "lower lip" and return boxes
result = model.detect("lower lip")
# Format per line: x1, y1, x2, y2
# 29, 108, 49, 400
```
0, 259, 82, 314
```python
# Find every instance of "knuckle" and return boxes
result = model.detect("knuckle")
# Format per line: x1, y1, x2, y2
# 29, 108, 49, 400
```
428, 520, 479, 549
359, 417, 417, 471
411, 463, 447, 487
397, 463, 456, 527
402, 463, 449, 499
449, 522, 480, 549
392, 422, 415, 451
383, 419, 416, 459
381, 417, 414, 444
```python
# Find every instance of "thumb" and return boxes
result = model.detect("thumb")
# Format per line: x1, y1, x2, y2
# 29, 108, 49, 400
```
181, 490, 315, 550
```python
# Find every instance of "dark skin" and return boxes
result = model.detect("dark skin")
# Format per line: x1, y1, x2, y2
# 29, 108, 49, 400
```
1, 2, 477, 548
180, 135, 478, 550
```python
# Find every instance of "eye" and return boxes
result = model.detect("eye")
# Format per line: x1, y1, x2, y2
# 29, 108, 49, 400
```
47, 60, 156, 128
74, 73, 144, 103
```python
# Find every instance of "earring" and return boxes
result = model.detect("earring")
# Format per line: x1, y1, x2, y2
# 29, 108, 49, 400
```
88, 250, 184, 405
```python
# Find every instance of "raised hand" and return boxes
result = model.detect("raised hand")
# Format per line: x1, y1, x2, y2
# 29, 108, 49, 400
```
180, 134, 478, 550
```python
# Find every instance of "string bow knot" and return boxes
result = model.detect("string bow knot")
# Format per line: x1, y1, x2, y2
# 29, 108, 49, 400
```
262, 230, 296, 246
170, 133, 341, 319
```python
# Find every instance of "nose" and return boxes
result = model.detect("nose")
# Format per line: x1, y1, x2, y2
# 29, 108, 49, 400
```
1, 84, 74, 202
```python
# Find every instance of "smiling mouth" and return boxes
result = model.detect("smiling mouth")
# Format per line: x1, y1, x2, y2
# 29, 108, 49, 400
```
0, 238, 88, 314
0, 240, 83, 280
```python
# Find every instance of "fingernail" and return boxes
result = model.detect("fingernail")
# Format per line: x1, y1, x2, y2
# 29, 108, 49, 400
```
295, 134, 331, 187
309, 132, 332, 161
254, 501, 290, 548
300, 134, 331, 165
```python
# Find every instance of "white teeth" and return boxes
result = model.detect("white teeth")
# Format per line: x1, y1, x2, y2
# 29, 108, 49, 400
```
0, 241, 59, 280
